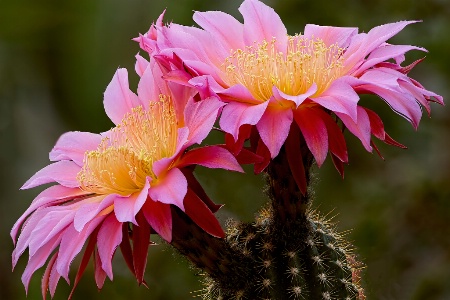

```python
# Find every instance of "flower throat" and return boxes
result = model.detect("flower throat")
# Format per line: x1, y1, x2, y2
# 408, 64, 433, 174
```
77, 96, 178, 196
222, 36, 344, 102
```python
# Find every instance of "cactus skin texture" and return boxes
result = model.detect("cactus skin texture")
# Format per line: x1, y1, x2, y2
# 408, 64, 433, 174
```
201, 211, 364, 300
171, 129, 365, 300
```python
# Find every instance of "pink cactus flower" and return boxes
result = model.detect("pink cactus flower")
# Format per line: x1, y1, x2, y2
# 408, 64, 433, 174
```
11, 59, 242, 298
136, 0, 443, 190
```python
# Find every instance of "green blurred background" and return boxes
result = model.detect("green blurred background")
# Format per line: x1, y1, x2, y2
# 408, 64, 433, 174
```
1, 0, 449, 299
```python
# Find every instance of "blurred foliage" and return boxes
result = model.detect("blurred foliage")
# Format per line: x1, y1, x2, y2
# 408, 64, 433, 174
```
1, 0, 449, 299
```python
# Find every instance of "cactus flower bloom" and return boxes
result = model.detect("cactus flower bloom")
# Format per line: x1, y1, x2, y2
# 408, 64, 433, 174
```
136, 0, 443, 183
12, 60, 242, 298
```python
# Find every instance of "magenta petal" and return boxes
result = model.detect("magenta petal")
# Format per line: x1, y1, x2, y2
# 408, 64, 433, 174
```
148, 168, 187, 210
184, 189, 225, 238
220, 100, 269, 140
304, 24, 357, 48
49, 131, 101, 166
239, 0, 287, 51
132, 213, 151, 285
315, 109, 348, 163
114, 179, 150, 224
294, 108, 329, 167
177, 146, 244, 172
256, 107, 293, 158
21, 160, 81, 190
143, 200, 172, 242
97, 214, 123, 280
94, 248, 107, 289
184, 96, 225, 146
104, 68, 140, 125
193, 10, 245, 51
337, 106, 372, 152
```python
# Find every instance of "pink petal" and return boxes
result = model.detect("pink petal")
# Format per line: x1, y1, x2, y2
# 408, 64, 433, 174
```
256, 106, 293, 158
312, 78, 360, 122
74, 194, 114, 232
152, 127, 189, 177
137, 62, 164, 109
104, 68, 140, 125
12, 186, 88, 242
97, 214, 123, 280
56, 216, 105, 281
135, 53, 149, 77
193, 10, 245, 50
177, 146, 244, 172
143, 199, 172, 242
148, 168, 187, 210
49, 131, 101, 166
357, 45, 425, 74
28, 208, 77, 257
219, 100, 269, 140
184, 189, 225, 238
239, 0, 287, 51
294, 107, 329, 167
21, 233, 62, 292
41, 252, 57, 300
21, 160, 81, 190
114, 179, 151, 224
337, 106, 372, 152
273, 83, 317, 107
184, 96, 225, 146
303, 24, 358, 48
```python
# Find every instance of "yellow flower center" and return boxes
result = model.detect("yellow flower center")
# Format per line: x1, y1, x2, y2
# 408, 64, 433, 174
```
222, 36, 344, 102
77, 95, 178, 196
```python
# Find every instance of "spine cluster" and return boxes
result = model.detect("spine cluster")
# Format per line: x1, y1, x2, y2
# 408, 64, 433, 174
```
201, 212, 364, 300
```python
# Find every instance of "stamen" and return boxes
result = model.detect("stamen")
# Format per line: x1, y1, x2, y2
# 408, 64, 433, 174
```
78, 95, 178, 196
222, 36, 344, 102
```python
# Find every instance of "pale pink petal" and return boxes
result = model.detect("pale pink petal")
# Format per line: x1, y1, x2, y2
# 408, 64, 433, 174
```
142, 199, 172, 242
219, 101, 269, 140
114, 179, 150, 224
294, 108, 329, 167
312, 78, 360, 121
239, 0, 287, 50
48, 257, 61, 298
137, 62, 164, 109
177, 146, 244, 172
104, 68, 140, 125
359, 69, 422, 128
344, 21, 418, 72
303, 24, 357, 48
56, 216, 105, 281
21, 233, 62, 291
97, 214, 123, 280
337, 106, 372, 152
357, 45, 425, 74
12, 186, 88, 242
135, 53, 149, 77
272, 83, 317, 107
21, 160, 81, 190
49, 131, 102, 166
184, 96, 225, 146
193, 10, 245, 50
41, 252, 57, 299
74, 195, 115, 232
28, 208, 77, 257
256, 107, 293, 158
148, 168, 187, 210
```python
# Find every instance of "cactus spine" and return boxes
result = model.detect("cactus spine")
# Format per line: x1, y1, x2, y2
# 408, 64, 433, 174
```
171, 131, 365, 299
